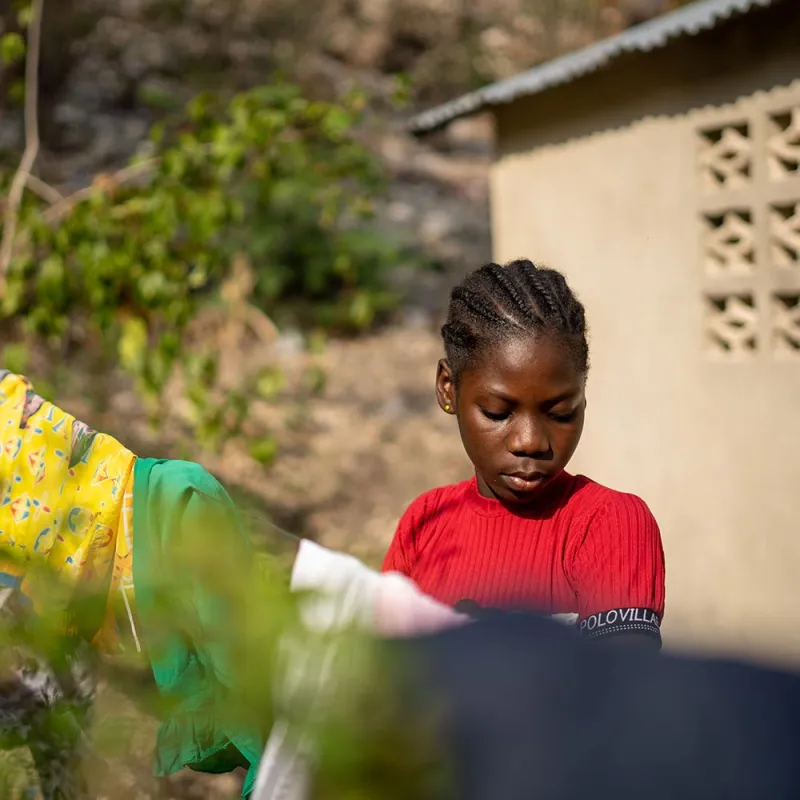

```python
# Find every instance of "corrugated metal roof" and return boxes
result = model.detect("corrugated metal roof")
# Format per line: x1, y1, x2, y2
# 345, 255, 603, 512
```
409, 0, 782, 134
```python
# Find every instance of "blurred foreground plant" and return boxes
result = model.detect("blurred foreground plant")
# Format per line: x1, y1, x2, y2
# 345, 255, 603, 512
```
0, 522, 448, 800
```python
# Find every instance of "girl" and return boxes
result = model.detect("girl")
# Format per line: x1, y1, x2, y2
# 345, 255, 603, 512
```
382, 259, 666, 647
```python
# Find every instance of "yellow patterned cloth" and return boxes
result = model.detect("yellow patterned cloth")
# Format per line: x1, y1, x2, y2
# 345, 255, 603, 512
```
0, 371, 137, 652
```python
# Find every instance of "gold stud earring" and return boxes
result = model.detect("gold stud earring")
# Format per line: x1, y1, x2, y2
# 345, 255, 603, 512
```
445, 403, 451, 412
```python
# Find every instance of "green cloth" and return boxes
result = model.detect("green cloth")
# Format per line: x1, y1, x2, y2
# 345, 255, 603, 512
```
132, 458, 264, 798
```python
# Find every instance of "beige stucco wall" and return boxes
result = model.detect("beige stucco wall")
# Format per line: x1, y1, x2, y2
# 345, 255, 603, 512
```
490, 13, 800, 664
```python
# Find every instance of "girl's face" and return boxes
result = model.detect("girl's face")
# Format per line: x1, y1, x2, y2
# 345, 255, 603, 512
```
436, 333, 586, 505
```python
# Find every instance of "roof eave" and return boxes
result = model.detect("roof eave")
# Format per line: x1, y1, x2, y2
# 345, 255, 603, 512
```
408, 0, 780, 136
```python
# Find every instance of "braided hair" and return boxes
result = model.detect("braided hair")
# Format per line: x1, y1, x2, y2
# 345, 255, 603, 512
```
441, 259, 589, 379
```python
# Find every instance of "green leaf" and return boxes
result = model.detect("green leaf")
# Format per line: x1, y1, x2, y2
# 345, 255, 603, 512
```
0, 32, 25, 67
149, 122, 166, 143
2, 342, 29, 375
36, 255, 66, 306
8, 78, 25, 104
187, 91, 215, 122
137, 83, 181, 111
348, 290, 375, 329
248, 436, 278, 466
118, 317, 149, 375
302, 365, 326, 396
391, 74, 414, 110
320, 107, 354, 141
256, 366, 286, 400
0, 274, 24, 316
16, 4, 33, 28
306, 329, 327, 356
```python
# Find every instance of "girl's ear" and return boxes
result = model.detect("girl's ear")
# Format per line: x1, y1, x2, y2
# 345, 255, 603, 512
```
436, 359, 456, 414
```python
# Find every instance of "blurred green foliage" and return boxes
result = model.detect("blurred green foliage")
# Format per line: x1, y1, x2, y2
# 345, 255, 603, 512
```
0, 73, 415, 448
1, 0, 425, 452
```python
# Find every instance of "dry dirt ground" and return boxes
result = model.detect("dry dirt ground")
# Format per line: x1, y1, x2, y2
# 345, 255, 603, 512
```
211, 323, 474, 564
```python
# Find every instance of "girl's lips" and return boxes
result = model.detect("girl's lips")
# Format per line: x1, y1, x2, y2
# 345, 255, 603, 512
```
502, 472, 547, 492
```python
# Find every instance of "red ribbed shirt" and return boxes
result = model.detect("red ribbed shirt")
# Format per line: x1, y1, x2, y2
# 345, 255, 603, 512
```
382, 472, 665, 638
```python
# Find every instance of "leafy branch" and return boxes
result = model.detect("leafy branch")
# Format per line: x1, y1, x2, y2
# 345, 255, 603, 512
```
0, 0, 44, 295
0, 78, 414, 450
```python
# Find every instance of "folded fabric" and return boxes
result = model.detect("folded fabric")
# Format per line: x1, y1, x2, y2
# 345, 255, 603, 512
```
132, 457, 264, 797
0, 371, 136, 647
252, 539, 467, 800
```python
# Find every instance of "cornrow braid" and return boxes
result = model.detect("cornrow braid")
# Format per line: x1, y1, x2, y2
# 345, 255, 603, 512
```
440, 319, 475, 351
484, 262, 535, 322
441, 259, 589, 379
449, 285, 512, 329
522, 268, 565, 325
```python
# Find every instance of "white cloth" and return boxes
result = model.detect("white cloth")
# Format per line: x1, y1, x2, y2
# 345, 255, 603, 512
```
251, 540, 466, 800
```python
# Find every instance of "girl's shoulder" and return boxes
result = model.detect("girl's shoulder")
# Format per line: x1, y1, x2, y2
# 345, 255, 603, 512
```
400, 479, 474, 524
561, 473, 657, 521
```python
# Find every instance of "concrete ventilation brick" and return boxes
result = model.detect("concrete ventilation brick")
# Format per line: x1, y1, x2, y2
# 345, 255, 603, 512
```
702, 209, 756, 276
696, 86, 800, 360
765, 100, 800, 358
704, 293, 758, 357
768, 201, 800, 269
767, 105, 800, 180
768, 198, 800, 357
698, 121, 752, 192
771, 292, 800, 356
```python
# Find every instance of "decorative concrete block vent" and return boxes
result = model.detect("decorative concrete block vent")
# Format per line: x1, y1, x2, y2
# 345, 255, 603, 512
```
698, 122, 752, 192
697, 99, 800, 361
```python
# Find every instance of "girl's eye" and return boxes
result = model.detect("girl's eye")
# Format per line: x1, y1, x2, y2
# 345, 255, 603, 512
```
549, 410, 577, 423
482, 409, 510, 421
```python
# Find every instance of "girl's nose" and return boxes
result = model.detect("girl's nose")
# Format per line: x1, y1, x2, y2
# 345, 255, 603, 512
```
507, 416, 550, 458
